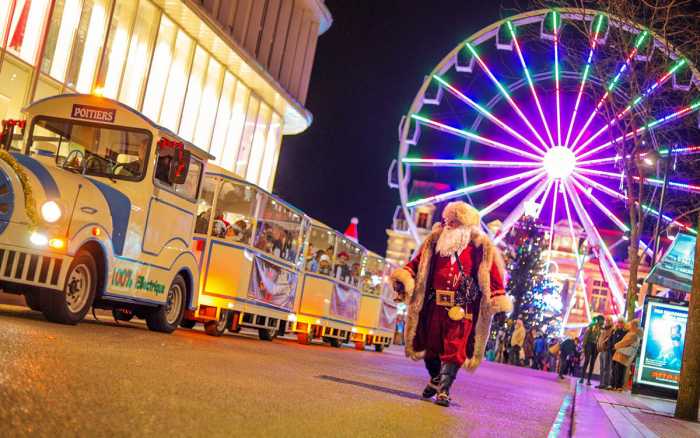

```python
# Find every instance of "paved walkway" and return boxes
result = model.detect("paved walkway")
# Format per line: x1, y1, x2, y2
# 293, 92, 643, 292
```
570, 380, 700, 437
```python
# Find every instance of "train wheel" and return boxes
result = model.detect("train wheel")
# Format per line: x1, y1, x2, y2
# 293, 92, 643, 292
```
329, 338, 342, 348
146, 274, 186, 334
180, 319, 196, 329
41, 250, 96, 325
205, 311, 229, 337
258, 327, 277, 341
375, 344, 384, 353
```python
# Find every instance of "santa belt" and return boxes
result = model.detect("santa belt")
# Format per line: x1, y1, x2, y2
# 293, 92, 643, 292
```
428, 288, 472, 310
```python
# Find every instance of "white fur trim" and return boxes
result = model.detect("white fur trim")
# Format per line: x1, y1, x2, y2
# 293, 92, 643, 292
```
390, 268, 415, 296
443, 201, 480, 228
489, 293, 513, 314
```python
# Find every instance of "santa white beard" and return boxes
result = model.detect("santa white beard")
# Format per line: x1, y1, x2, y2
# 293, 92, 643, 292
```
436, 225, 472, 258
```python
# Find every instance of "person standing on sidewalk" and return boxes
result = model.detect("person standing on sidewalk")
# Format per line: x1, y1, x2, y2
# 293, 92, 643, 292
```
558, 335, 576, 379
596, 316, 614, 389
510, 319, 526, 366
523, 327, 536, 369
533, 332, 547, 370
579, 316, 604, 385
612, 319, 641, 391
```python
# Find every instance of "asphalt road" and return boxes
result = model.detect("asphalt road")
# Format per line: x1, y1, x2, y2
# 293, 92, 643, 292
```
0, 299, 571, 438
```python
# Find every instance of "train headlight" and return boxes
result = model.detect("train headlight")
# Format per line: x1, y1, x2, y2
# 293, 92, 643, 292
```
41, 201, 62, 223
30, 232, 48, 246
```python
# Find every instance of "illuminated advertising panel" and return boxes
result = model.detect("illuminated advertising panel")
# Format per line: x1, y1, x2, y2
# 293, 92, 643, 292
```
635, 299, 688, 390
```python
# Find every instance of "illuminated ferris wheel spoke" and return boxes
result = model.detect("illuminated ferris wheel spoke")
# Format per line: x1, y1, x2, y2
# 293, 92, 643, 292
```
561, 181, 582, 263
566, 184, 627, 316
569, 30, 650, 150
535, 178, 555, 218
577, 99, 700, 160
573, 58, 688, 155
546, 180, 560, 264
576, 155, 621, 167
553, 12, 563, 146
564, 13, 605, 147
569, 175, 629, 232
410, 114, 543, 161
432, 75, 546, 156
465, 43, 551, 151
572, 172, 696, 234
406, 168, 543, 208
507, 21, 556, 148
400, 158, 541, 168
493, 178, 551, 244
576, 168, 700, 194
479, 172, 547, 217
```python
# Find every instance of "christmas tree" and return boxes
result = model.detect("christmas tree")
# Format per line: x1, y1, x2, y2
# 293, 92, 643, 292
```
504, 215, 562, 334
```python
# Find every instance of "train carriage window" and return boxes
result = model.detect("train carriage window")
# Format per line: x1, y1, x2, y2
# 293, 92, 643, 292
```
32, 117, 150, 181
362, 255, 386, 297
306, 226, 336, 275
153, 147, 203, 201
213, 181, 256, 244
254, 195, 302, 263
334, 237, 365, 288
194, 176, 217, 234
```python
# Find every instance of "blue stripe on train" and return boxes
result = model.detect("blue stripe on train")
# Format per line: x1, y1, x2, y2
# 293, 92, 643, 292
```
85, 179, 130, 256
11, 153, 60, 199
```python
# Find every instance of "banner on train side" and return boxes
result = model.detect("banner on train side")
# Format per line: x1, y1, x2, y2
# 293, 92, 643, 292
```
248, 257, 297, 311
330, 284, 360, 321
379, 301, 398, 331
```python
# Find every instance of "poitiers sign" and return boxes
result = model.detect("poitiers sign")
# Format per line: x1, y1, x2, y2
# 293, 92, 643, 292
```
71, 104, 116, 123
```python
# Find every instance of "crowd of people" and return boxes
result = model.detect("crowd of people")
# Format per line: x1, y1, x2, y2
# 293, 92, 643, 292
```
486, 315, 642, 392
305, 247, 364, 287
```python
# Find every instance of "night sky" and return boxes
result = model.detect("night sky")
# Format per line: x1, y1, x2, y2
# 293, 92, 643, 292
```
274, 0, 519, 255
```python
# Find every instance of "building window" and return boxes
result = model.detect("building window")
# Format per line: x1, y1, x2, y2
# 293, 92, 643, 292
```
6, 0, 51, 65
142, 14, 177, 121
65, 0, 109, 93
209, 72, 237, 160
119, 0, 159, 108
98, 0, 138, 98
258, 112, 282, 191
179, 46, 208, 141
245, 102, 272, 184
193, 56, 224, 150
416, 212, 429, 229
158, 29, 194, 132
219, 81, 250, 171
234, 94, 260, 177
40, 0, 81, 82
0, 57, 31, 119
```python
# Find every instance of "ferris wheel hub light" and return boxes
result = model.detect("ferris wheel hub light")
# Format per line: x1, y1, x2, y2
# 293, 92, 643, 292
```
543, 146, 576, 179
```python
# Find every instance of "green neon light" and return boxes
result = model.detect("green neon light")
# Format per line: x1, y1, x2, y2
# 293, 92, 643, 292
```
670, 58, 687, 74
594, 14, 604, 34
432, 75, 493, 117
632, 96, 642, 106
634, 30, 649, 48
551, 10, 558, 32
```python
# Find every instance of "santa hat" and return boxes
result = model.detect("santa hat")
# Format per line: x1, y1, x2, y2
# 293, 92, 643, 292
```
344, 217, 359, 243
442, 201, 480, 228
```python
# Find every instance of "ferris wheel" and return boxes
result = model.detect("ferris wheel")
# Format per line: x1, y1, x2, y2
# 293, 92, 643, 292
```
394, 8, 700, 316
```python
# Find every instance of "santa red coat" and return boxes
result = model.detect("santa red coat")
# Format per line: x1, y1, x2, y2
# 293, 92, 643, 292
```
392, 225, 512, 371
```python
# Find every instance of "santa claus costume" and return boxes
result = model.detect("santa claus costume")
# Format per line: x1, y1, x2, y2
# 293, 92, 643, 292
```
391, 201, 512, 407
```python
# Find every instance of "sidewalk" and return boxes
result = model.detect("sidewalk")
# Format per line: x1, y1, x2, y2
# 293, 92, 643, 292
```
570, 379, 700, 437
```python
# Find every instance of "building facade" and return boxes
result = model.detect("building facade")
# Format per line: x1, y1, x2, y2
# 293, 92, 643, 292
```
0, 0, 331, 190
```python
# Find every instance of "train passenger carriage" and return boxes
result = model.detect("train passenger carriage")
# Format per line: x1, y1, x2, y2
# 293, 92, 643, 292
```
187, 164, 303, 339
350, 252, 397, 352
0, 94, 211, 332
292, 221, 365, 348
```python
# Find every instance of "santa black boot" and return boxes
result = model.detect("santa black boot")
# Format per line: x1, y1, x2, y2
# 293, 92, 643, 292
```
435, 362, 459, 407
422, 376, 441, 399
422, 357, 441, 399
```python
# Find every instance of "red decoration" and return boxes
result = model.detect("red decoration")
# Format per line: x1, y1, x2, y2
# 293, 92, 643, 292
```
9, 0, 31, 52
157, 137, 186, 178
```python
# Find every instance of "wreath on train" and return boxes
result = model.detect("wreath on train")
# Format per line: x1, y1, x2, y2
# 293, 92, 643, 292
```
0, 149, 39, 230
